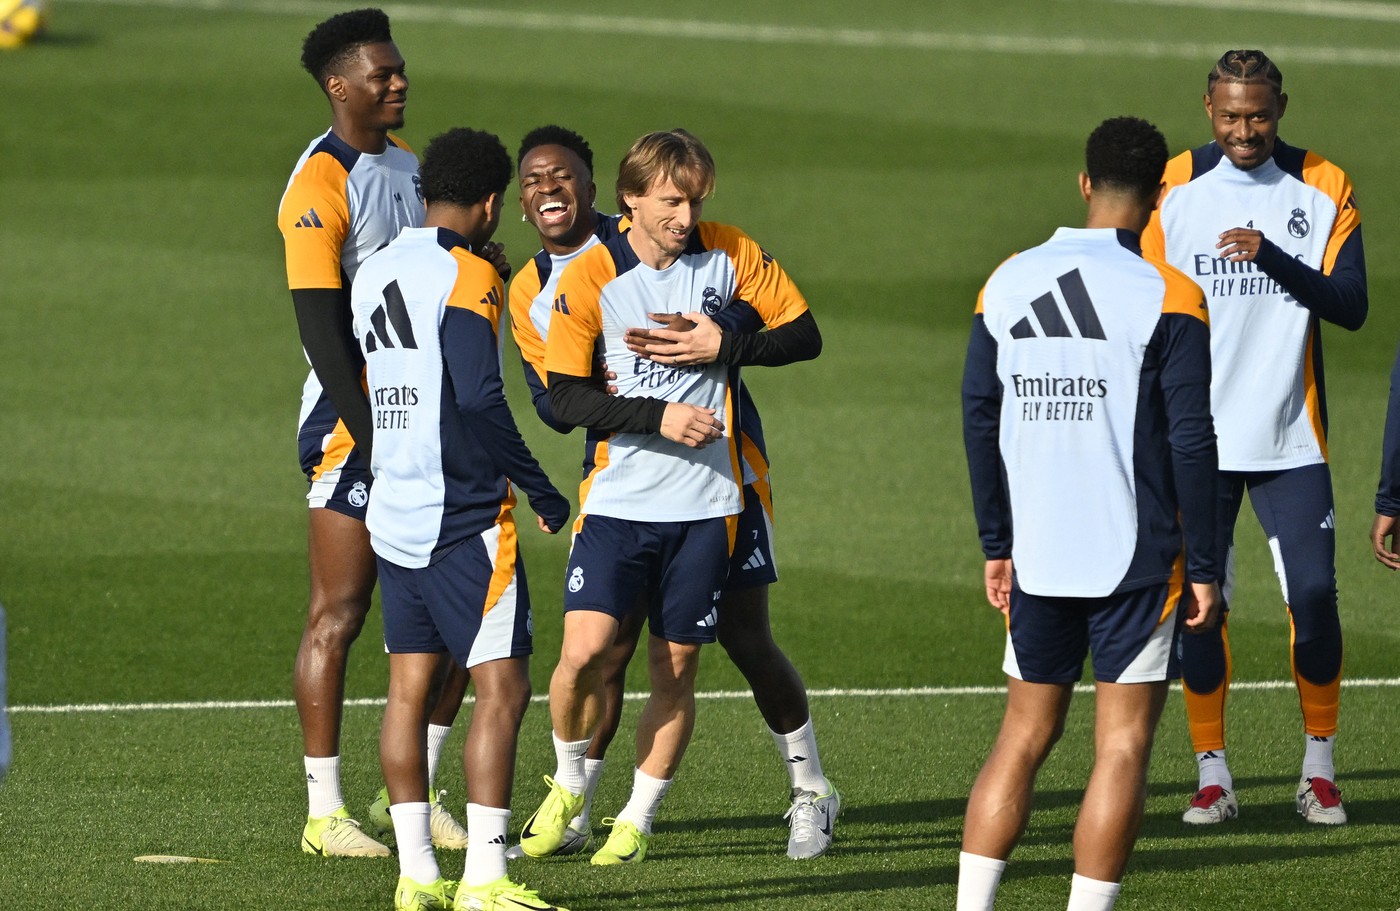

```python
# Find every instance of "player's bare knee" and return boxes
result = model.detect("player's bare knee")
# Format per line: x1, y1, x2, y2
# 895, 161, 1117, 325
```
304, 595, 371, 650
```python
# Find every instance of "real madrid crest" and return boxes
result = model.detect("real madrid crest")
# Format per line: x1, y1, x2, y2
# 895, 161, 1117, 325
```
701, 286, 723, 316
1287, 207, 1310, 239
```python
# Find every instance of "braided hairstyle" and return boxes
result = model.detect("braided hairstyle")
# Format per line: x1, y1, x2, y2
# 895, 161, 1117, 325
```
1207, 50, 1283, 97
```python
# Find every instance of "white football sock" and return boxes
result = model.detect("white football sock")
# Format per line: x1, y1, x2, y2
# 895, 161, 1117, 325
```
1195, 749, 1232, 792
304, 755, 344, 818
571, 758, 606, 830
390, 802, 439, 884
956, 851, 1006, 911
1302, 734, 1336, 782
426, 723, 452, 790
463, 803, 510, 886
552, 733, 592, 795
1066, 873, 1121, 910
771, 717, 831, 794
617, 767, 672, 836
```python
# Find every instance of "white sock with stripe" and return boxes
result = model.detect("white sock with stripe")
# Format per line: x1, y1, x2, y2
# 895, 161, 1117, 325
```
304, 755, 344, 818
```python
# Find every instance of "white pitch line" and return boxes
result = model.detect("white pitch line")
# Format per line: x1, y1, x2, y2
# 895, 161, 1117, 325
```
12, 677, 1400, 715
60, 0, 1400, 66
1105, 0, 1400, 24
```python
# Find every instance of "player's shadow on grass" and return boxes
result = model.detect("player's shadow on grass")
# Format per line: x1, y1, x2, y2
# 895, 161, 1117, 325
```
583, 866, 958, 908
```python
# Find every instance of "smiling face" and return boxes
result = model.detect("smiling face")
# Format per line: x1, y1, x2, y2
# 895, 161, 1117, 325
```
1205, 80, 1287, 171
518, 143, 597, 255
623, 175, 704, 271
328, 41, 408, 136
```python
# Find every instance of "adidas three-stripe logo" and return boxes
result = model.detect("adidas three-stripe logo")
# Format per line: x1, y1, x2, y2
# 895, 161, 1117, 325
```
742, 548, 767, 571
1010, 268, 1106, 340
363, 280, 419, 352
1320, 509, 1335, 530
695, 608, 718, 628
294, 208, 324, 228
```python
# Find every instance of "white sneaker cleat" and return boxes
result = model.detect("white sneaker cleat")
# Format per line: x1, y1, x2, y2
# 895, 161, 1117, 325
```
1297, 777, 1347, 825
302, 807, 393, 857
431, 790, 470, 849
784, 786, 840, 859
1182, 785, 1239, 825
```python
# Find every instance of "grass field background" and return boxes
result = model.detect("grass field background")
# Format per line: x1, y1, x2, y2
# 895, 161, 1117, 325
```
3, 0, 1400, 907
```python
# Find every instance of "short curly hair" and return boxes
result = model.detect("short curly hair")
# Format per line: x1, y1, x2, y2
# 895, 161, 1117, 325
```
1207, 49, 1283, 98
517, 125, 594, 176
420, 128, 512, 208
1084, 116, 1168, 202
301, 8, 393, 85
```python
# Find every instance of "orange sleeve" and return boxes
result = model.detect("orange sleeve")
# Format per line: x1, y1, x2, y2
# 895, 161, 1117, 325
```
543, 247, 613, 378
447, 250, 505, 329
1302, 152, 1361, 276
278, 152, 351, 290
1152, 261, 1210, 326
508, 259, 547, 381
703, 223, 809, 329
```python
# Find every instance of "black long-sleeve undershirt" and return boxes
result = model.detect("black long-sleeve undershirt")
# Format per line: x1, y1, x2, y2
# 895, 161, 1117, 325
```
293, 287, 374, 459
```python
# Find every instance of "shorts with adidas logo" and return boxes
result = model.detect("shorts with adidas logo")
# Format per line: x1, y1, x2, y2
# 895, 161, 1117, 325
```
563, 514, 732, 643
376, 519, 532, 669
726, 482, 778, 590
1003, 572, 1185, 685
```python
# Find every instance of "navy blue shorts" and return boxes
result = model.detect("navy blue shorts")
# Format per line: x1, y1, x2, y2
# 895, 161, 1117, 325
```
725, 482, 779, 590
564, 514, 732, 643
1004, 574, 1184, 684
377, 521, 532, 668
299, 421, 372, 522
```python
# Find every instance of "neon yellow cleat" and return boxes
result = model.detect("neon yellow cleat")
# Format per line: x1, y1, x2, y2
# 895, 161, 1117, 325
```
517, 776, 584, 858
395, 875, 459, 911
367, 786, 394, 840
589, 818, 648, 866
453, 876, 570, 911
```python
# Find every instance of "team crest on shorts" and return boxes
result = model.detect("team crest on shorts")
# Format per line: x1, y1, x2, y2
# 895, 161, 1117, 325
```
700, 286, 723, 316
1287, 208, 1310, 238
568, 566, 585, 593
348, 481, 369, 508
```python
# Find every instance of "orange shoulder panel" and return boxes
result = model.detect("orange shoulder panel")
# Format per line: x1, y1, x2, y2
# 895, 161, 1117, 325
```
1302, 151, 1361, 275
508, 259, 547, 376
1151, 260, 1209, 326
279, 152, 352, 290
544, 245, 615, 378
446, 250, 506, 333
387, 133, 415, 155
699, 222, 809, 329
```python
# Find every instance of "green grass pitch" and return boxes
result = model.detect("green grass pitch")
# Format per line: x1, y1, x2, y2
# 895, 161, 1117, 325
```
3, 0, 1400, 907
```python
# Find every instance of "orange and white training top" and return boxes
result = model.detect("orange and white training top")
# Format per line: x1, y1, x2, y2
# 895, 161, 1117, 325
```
543, 222, 808, 522
277, 129, 424, 437
1143, 139, 1366, 472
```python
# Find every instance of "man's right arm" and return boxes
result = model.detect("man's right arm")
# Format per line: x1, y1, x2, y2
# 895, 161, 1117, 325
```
1155, 310, 1219, 584
961, 313, 1010, 562
293, 288, 374, 458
